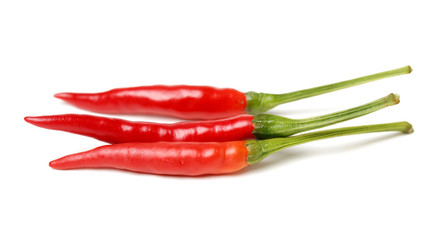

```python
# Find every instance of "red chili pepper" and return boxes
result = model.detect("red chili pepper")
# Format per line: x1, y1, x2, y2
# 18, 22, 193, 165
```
49, 122, 413, 176
26, 94, 400, 143
54, 66, 411, 119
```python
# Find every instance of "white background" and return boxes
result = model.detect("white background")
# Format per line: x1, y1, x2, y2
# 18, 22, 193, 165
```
1, 1, 444, 239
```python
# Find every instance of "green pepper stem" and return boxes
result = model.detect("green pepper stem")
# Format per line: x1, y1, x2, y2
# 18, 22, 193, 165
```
246, 121, 413, 165
252, 93, 400, 139
245, 66, 412, 114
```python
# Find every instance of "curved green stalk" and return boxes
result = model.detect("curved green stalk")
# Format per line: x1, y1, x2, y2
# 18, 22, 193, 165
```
245, 66, 412, 114
246, 121, 413, 165
252, 93, 400, 139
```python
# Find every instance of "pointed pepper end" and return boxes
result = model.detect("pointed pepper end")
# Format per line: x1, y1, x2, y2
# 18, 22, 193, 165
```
24, 116, 32, 123
49, 159, 63, 170
54, 92, 74, 101
24, 116, 41, 125
24, 116, 48, 127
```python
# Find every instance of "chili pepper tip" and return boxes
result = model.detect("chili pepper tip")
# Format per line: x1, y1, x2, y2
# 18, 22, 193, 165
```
49, 160, 60, 169
49, 157, 72, 170
24, 116, 45, 126
24, 116, 37, 124
54, 92, 74, 100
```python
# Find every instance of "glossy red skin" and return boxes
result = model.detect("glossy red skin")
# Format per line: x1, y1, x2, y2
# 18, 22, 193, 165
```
25, 114, 255, 143
55, 85, 248, 120
49, 141, 249, 176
